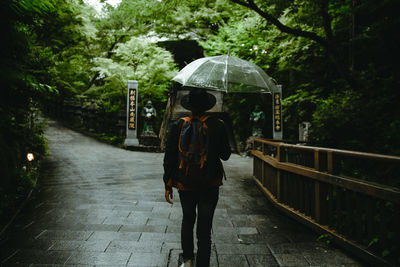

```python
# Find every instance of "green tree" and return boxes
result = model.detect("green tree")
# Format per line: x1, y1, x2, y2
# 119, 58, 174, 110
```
88, 37, 177, 103
199, 0, 400, 155
0, 0, 86, 223
86, 36, 177, 136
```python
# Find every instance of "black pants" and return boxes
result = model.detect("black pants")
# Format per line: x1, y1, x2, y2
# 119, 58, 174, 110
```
179, 187, 219, 267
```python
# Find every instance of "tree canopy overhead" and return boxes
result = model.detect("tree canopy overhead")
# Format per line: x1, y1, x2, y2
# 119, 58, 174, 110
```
2, 0, 399, 163
217, 0, 400, 155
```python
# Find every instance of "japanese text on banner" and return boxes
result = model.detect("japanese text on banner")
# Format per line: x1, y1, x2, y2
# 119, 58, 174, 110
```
128, 89, 136, 129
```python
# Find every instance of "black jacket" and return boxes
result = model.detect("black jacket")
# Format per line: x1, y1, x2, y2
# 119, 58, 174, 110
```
163, 116, 231, 187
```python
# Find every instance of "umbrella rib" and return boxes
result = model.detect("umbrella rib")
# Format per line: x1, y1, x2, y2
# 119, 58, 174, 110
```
202, 61, 220, 90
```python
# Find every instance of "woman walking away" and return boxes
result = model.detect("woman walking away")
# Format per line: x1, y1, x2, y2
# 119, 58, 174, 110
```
163, 87, 231, 267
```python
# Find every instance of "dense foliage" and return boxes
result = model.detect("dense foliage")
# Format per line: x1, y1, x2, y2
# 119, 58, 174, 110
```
0, 0, 80, 223
197, 0, 400, 156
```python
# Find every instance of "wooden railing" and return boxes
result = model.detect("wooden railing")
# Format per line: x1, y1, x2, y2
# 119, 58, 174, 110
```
251, 138, 400, 266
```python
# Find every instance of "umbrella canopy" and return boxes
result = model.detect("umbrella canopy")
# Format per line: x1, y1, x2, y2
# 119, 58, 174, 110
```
172, 55, 277, 93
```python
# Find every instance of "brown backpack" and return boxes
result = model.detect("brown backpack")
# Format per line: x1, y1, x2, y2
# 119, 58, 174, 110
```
178, 115, 210, 186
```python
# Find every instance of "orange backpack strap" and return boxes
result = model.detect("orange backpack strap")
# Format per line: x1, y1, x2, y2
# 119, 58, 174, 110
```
199, 115, 210, 168
178, 116, 191, 153
181, 116, 191, 123
199, 115, 210, 123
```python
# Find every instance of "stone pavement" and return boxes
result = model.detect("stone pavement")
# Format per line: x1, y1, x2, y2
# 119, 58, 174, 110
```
0, 120, 364, 267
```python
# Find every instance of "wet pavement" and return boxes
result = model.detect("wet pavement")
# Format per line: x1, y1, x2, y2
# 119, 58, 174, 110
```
0, 120, 364, 266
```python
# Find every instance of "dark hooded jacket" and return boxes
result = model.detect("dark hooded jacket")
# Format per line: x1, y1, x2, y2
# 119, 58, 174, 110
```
163, 116, 231, 190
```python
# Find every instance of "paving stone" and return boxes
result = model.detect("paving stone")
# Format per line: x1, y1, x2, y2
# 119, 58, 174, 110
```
2, 249, 72, 265
303, 250, 364, 266
65, 251, 131, 265
87, 231, 140, 241
103, 216, 148, 225
217, 254, 249, 267
137, 201, 171, 209
87, 210, 131, 218
146, 218, 180, 226
236, 227, 259, 235
36, 230, 93, 241
127, 252, 169, 266
246, 254, 279, 267
268, 242, 302, 255
168, 212, 182, 221
112, 205, 137, 211
43, 222, 121, 232
262, 233, 291, 245
213, 218, 234, 228
106, 240, 162, 253
119, 225, 166, 233
273, 253, 310, 266
151, 206, 175, 215
80, 223, 122, 232
237, 234, 274, 245
1, 237, 55, 252
139, 232, 180, 243
230, 215, 261, 227
49, 240, 110, 252
215, 243, 271, 255
165, 225, 181, 233
212, 226, 258, 235
56, 215, 107, 224
213, 232, 240, 244
161, 242, 182, 254
129, 211, 170, 220
289, 241, 330, 254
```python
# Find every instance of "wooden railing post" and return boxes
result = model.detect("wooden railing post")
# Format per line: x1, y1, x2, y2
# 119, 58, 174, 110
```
315, 181, 329, 225
314, 150, 321, 222
315, 181, 321, 222
261, 143, 265, 185
314, 149, 320, 171
276, 144, 281, 201
277, 144, 281, 162
314, 149, 328, 224
327, 151, 333, 174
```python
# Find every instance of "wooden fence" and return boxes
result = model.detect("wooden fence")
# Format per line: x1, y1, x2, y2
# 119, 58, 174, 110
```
251, 138, 400, 266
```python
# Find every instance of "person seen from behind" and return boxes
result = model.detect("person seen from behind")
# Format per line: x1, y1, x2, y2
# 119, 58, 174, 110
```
163, 87, 231, 267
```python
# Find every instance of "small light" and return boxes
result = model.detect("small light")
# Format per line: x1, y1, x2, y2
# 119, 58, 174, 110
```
27, 153, 34, 162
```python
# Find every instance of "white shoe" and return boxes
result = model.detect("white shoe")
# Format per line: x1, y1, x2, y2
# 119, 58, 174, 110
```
179, 259, 193, 267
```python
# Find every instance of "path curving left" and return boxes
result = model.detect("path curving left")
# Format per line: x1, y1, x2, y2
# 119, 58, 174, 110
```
0, 120, 363, 267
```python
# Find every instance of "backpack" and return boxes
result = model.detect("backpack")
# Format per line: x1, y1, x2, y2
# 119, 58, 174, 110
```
178, 115, 210, 186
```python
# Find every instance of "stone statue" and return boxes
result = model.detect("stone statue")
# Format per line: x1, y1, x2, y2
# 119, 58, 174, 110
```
141, 100, 157, 136
249, 105, 265, 137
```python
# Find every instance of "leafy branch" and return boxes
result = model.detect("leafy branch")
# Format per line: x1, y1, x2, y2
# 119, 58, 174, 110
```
229, 0, 357, 89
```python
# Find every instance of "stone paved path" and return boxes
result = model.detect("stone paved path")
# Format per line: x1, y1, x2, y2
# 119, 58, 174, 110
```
0, 120, 364, 266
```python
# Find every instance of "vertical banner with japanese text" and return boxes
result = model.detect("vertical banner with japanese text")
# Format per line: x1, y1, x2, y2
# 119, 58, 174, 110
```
273, 85, 283, 140
128, 88, 137, 129
124, 80, 139, 146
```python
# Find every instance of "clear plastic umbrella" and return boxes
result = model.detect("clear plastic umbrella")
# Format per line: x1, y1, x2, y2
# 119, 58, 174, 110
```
172, 55, 277, 93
